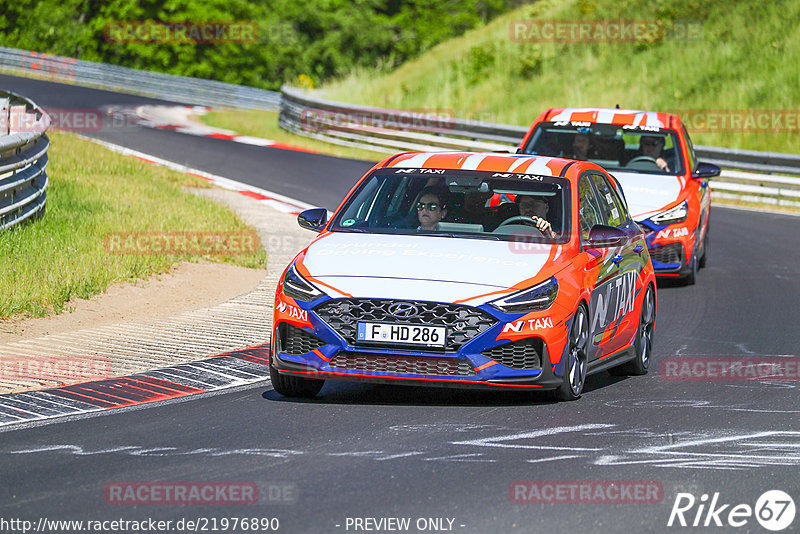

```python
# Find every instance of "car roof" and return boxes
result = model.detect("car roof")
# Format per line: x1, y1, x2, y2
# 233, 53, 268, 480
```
380, 151, 597, 178
543, 107, 678, 129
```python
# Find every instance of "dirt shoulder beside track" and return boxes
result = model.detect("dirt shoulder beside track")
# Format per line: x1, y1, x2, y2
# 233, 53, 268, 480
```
0, 187, 314, 394
0, 261, 265, 344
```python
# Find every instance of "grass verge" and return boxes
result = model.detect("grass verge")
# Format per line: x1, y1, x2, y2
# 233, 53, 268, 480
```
0, 131, 265, 319
199, 109, 388, 162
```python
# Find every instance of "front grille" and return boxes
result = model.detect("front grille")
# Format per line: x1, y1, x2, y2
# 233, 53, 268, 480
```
278, 323, 327, 355
482, 339, 542, 370
650, 243, 684, 264
329, 352, 475, 376
314, 299, 497, 351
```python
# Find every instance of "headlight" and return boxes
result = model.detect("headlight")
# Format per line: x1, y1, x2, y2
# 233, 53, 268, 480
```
283, 263, 325, 302
489, 276, 558, 313
650, 201, 688, 225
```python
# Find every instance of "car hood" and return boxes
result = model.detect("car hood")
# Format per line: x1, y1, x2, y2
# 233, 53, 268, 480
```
300, 232, 564, 304
609, 171, 683, 220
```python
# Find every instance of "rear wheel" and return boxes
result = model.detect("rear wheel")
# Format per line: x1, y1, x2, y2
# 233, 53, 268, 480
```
555, 305, 588, 401
270, 353, 325, 398
609, 285, 654, 376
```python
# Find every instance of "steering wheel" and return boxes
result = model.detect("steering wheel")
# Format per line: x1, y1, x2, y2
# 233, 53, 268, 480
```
626, 156, 661, 169
497, 216, 545, 233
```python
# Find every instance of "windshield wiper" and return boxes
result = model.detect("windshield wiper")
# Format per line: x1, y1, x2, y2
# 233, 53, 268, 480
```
332, 227, 370, 233
415, 232, 502, 241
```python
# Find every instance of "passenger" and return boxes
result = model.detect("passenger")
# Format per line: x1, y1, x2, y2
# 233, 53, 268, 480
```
569, 132, 592, 160
516, 195, 557, 238
416, 187, 448, 231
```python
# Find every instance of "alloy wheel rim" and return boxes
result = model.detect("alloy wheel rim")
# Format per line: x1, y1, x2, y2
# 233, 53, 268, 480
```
569, 309, 588, 394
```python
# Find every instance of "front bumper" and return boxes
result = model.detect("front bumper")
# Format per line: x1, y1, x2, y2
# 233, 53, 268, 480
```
638, 221, 694, 276
271, 350, 563, 390
271, 296, 565, 390
649, 242, 687, 274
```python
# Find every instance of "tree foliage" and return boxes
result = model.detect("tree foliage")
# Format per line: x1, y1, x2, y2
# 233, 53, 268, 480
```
0, 0, 520, 89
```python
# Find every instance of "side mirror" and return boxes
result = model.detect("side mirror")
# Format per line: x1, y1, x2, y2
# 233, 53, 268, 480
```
586, 224, 627, 248
693, 162, 721, 179
297, 208, 328, 232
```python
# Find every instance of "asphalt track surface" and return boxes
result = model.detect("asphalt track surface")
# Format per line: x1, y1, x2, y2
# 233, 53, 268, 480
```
2, 73, 800, 533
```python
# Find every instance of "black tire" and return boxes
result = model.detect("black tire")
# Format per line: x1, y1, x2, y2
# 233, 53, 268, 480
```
609, 284, 654, 376
683, 251, 698, 286
698, 232, 708, 269
270, 356, 324, 398
555, 305, 589, 401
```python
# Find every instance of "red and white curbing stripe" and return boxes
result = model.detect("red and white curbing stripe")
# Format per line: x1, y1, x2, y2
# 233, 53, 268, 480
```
134, 105, 318, 153
0, 347, 272, 430
79, 135, 315, 215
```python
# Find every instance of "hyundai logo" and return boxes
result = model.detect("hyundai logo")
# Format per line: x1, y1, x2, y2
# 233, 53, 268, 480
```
388, 302, 419, 319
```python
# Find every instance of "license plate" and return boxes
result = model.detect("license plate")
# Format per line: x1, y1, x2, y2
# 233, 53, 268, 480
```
357, 322, 446, 347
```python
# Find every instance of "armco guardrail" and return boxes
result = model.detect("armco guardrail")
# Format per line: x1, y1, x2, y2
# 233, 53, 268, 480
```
695, 144, 800, 176
0, 90, 50, 229
279, 85, 526, 153
0, 46, 280, 111
280, 86, 800, 207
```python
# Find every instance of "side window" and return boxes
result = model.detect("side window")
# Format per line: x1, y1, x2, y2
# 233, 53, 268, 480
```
590, 173, 625, 228
682, 124, 697, 172
578, 174, 603, 239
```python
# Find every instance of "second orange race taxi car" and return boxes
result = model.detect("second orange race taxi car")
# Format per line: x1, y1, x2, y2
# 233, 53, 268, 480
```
519, 107, 721, 284
270, 152, 657, 401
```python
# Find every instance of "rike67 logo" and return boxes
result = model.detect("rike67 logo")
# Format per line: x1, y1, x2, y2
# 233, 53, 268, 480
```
668, 490, 796, 531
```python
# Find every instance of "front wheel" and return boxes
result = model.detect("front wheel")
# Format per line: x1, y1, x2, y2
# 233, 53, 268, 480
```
683, 251, 698, 286
610, 285, 655, 376
270, 355, 325, 398
698, 232, 708, 269
555, 305, 589, 401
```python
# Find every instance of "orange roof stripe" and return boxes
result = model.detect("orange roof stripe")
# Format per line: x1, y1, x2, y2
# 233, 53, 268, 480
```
385, 151, 574, 176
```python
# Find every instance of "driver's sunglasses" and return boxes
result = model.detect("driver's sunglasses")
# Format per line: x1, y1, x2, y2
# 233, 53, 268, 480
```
641, 139, 663, 147
416, 202, 441, 211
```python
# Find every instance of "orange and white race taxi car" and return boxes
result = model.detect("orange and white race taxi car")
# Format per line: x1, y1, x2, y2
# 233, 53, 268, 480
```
519, 108, 720, 284
270, 152, 656, 400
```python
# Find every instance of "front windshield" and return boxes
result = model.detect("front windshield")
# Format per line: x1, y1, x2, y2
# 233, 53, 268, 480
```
521, 122, 684, 175
330, 169, 571, 244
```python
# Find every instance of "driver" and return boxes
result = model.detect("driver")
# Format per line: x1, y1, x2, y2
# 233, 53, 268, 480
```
416, 187, 448, 231
639, 135, 670, 172
516, 195, 556, 238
